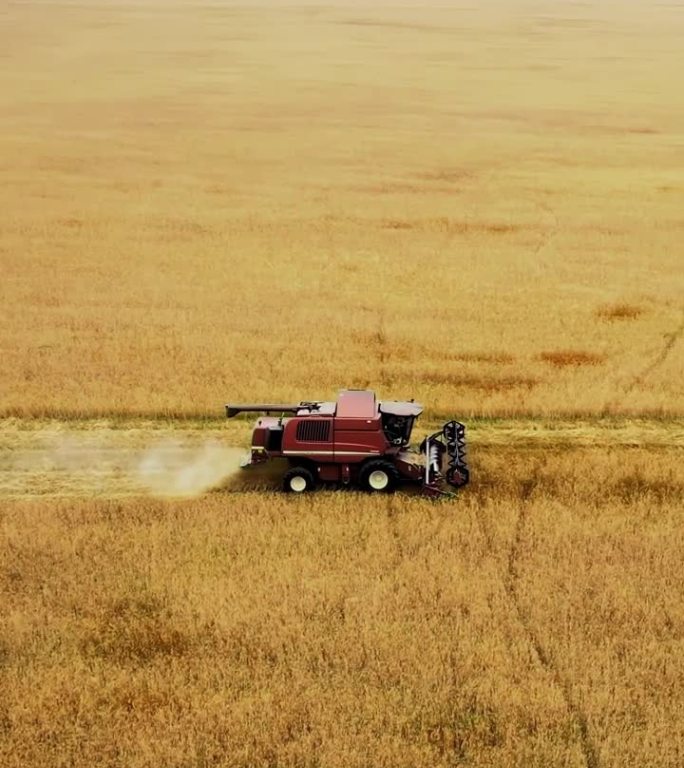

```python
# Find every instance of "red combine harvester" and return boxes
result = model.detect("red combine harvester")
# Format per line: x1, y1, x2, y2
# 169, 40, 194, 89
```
226, 389, 469, 497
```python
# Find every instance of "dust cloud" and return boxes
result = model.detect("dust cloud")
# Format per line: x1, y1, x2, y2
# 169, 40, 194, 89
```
136, 441, 247, 497
2, 430, 250, 497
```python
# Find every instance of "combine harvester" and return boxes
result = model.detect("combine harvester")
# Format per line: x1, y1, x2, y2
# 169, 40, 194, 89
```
226, 389, 468, 497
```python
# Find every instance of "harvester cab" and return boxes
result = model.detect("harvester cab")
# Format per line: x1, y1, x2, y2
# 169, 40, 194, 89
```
225, 389, 469, 497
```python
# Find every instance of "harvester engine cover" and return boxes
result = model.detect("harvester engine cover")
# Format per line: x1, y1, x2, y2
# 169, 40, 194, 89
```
225, 389, 469, 497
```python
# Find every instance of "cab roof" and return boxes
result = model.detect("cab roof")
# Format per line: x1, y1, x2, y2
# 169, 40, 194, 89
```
336, 389, 377, 418
297, 390, 423, 419
379, 400, 423, 417
228, 390, 423, 420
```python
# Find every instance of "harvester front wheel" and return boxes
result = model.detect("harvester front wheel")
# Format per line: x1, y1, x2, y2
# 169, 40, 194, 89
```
359, 460, 399, 493
283, 466, 316, 494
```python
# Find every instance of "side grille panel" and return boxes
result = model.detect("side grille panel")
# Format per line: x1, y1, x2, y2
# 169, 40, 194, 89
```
296, 420, 331, 442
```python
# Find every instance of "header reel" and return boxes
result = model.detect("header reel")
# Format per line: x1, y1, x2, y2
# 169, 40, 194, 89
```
421, 420, 470, 498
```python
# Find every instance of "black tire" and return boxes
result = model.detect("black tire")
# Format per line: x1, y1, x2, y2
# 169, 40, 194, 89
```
282, 466, 316, 494
359, 460, 400, 493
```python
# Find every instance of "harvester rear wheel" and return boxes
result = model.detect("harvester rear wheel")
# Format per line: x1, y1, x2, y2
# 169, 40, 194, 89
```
283, 466, 316, 494
359, 460, 399, 493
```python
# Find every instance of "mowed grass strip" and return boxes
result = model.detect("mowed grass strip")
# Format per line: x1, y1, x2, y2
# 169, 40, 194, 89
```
1, 418, 682, 499
1, 447, 682, 767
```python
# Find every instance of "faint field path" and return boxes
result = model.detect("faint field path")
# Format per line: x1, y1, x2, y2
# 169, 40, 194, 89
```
469, 468, 601, 768
0, 417, 681, 499
605, 307, 684, 412
504, 486, 601, 768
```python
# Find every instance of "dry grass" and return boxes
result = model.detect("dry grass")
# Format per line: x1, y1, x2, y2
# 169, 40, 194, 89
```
0, 0, 683, 419
2, 446, 683, 767
539, 350, 606, 368
595, 303, 646, 322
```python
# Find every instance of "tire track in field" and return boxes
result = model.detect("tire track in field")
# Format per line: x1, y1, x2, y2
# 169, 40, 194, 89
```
532, 200, 560, 258
605, 307, 684, 412
473, 466, 601, 768
385, 496, 405, 568
504, 501, 600, 768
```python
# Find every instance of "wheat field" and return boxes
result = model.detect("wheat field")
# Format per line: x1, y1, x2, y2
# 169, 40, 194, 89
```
2, 447, 683, 767
1, 0, 684, 766
1, 0, 683, 418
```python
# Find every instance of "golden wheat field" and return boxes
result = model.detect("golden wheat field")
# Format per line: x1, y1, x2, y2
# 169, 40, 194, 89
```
1, 0, 683, 766
2, 446, 684, 768
1, 0, 683, 418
